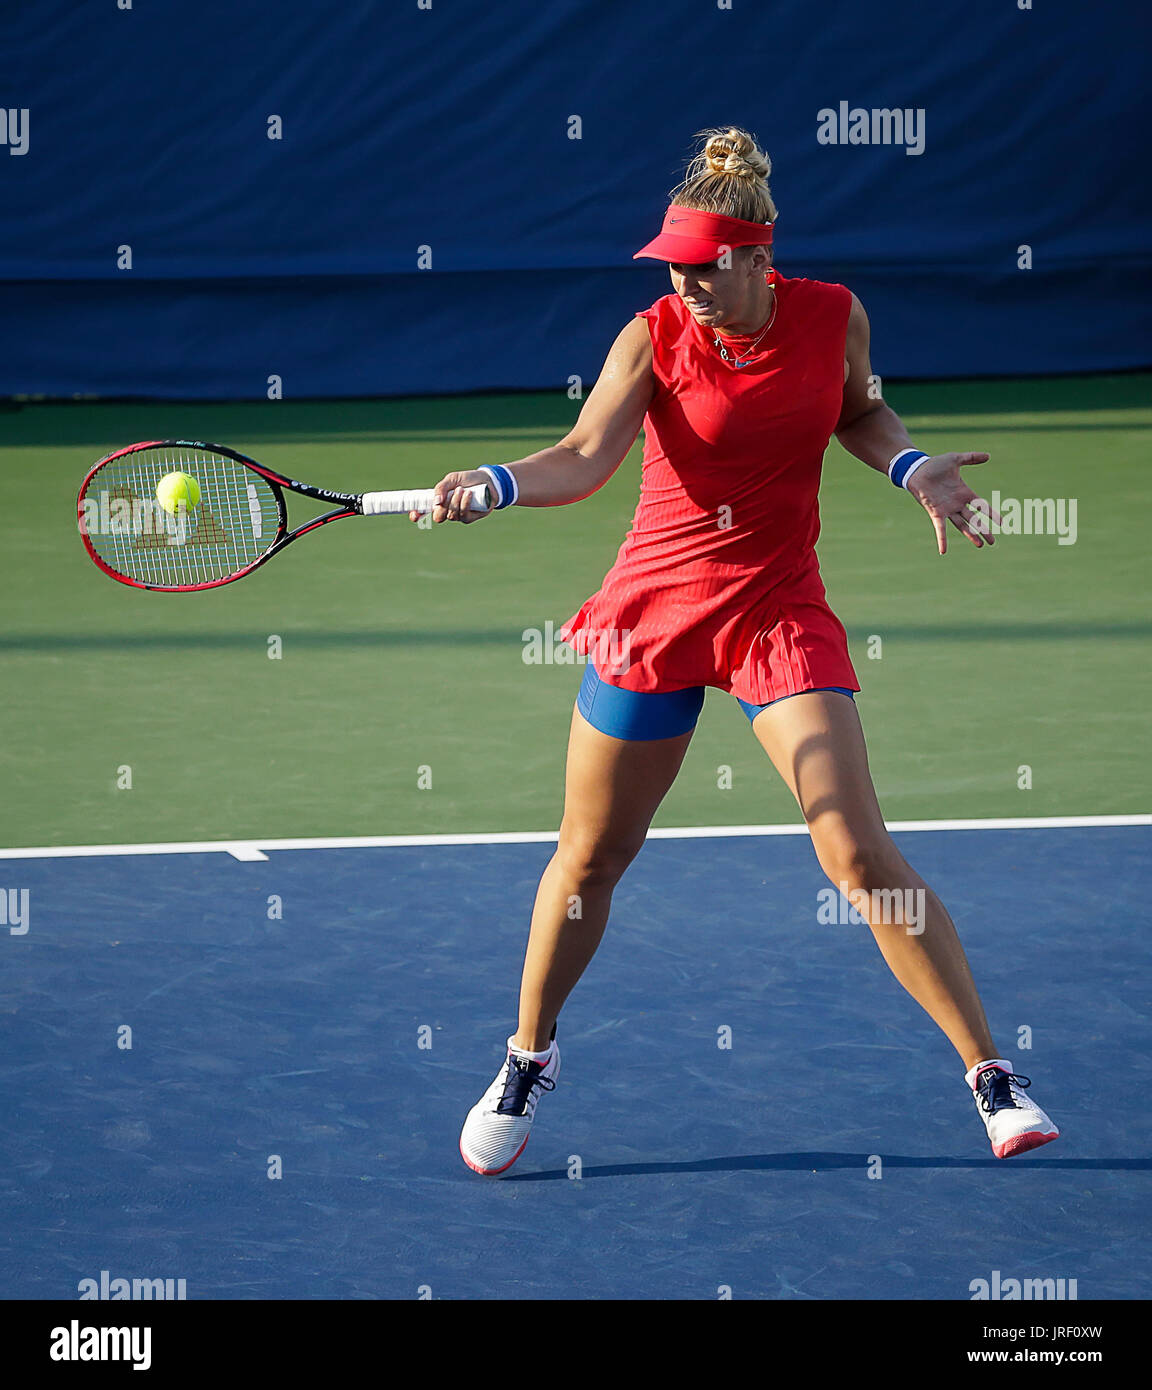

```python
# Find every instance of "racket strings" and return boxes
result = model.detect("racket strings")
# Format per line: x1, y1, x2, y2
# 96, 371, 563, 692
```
82, 447, 283, 587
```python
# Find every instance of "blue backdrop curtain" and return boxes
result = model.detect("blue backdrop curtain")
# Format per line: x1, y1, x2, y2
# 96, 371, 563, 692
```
1, 0, 1148, 398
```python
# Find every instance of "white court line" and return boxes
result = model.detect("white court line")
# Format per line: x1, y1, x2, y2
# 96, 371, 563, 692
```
0, 815, 1148, 862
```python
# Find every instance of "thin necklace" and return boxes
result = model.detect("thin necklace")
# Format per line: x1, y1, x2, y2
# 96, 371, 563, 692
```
713, 292, 777, 368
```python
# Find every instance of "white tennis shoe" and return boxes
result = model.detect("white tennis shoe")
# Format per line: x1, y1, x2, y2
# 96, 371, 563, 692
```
967, 1058, 1059, 1158
460, 1035, 560, 1176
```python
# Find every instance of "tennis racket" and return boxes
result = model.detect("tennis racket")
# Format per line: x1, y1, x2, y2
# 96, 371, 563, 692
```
76, 439, 489, 592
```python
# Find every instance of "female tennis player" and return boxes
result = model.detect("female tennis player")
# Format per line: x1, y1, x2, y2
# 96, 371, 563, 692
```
423, 128, 1058, 1175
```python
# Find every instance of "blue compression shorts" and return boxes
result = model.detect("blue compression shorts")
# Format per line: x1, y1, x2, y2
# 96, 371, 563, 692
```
575, 663, 855, 742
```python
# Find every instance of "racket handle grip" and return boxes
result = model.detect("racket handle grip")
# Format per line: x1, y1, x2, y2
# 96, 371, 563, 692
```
360, 485, 490, 516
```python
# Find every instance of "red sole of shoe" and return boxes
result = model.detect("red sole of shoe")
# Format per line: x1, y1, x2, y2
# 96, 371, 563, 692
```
459, 1132, 530, 1176
995, 1129, 1059, 1159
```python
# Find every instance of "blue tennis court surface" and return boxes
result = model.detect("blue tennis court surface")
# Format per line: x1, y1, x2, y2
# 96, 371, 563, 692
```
1, 825, 1149, 1300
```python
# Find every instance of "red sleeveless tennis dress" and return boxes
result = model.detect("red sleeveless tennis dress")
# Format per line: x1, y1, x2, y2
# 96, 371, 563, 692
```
560, 273, 860, 703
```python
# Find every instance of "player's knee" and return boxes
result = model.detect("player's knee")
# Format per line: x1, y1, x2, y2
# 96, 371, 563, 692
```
556, 829, 643, 888
812, 828, 900, 893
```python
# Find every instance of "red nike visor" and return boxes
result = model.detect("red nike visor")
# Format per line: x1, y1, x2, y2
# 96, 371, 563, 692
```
633, 207, 775, 264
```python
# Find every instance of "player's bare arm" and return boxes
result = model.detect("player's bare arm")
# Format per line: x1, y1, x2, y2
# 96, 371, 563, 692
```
834, 293, 1000, 554
423, 318, 655, 523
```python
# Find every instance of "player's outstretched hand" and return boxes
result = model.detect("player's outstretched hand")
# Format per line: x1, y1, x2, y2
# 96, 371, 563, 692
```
409, 471, 494, 525
907, 452, 1001, 554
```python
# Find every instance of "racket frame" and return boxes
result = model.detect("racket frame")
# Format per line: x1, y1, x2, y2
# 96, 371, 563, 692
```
77, 438, 452, 592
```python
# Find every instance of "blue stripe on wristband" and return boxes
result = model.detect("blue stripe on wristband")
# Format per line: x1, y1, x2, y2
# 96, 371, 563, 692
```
479, 464, 517, 509
889, 448, 930, 489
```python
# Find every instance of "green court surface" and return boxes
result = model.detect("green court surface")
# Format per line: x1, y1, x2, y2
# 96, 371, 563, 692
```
1, 373, 1148, 850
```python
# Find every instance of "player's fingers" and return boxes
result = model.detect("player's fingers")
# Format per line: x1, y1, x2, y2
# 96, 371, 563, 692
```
967, 497, 997, 541
930, 510, 948, 555
430, 478, 487, 524
956, 452, 991, 467
950, 506, 987, 548
460, 490, 487, 523
975, 496, 1003, 529
949, 508, 981, 547
438, 481, 463, 522
431, 474, 462, 523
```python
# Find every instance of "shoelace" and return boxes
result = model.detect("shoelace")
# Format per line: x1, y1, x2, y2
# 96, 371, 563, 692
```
496, 1056, 556, 1116
976, 1068, 1032, 1115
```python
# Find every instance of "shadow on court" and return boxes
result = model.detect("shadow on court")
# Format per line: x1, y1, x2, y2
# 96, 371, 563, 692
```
507, 1153, 1152, 1181
3, 620, 1151, 652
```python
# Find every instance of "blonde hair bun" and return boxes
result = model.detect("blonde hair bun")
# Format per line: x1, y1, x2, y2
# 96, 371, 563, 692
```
702, 128, 772, 183
670, 126, 777, 224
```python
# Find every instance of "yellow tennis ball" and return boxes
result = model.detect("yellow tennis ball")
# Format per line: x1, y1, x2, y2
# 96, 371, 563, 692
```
156, 471, 201, 514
